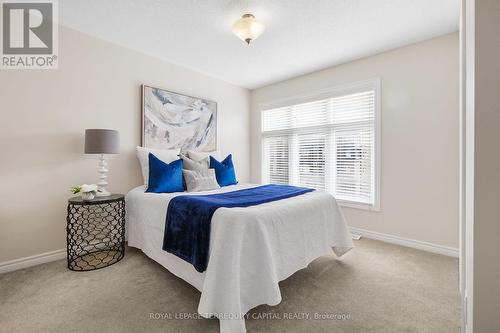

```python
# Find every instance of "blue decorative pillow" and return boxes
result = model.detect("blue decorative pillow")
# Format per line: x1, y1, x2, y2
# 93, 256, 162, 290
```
210, 154, 238, 187
146, 153, 184, 193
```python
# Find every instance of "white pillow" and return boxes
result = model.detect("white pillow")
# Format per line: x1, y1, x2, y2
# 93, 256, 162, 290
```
136, 146, 181, 185
182, 169, 220, 192
186, 150, 219, 162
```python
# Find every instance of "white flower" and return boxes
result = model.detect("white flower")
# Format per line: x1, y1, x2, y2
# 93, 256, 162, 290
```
80, 184, 98, 193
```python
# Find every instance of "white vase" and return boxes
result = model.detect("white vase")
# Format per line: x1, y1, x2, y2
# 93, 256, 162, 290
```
81, 192, 95, 200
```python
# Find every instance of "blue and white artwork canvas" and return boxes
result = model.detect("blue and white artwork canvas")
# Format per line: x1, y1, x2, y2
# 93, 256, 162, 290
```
142, 85, 217, 151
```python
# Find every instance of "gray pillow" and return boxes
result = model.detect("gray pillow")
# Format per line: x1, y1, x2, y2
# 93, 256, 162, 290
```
182, 169, 220, 192
180, 153, 210, 173
186, 150, 218, 162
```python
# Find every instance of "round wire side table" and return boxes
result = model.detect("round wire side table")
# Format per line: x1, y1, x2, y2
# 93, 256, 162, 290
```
66, 194, 125, 271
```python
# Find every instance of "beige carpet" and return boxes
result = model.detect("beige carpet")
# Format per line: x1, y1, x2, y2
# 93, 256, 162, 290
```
0, 239, 460, 333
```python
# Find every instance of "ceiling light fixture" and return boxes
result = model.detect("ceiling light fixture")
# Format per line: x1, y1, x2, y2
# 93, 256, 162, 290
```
232, 13, 265, 44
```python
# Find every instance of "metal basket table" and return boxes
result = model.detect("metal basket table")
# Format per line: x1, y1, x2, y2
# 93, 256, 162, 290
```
66, 194, 125, 271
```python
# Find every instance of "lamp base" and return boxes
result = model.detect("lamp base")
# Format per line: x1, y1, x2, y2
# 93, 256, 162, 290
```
96, 190, 111, 197
96, 154, 112, 197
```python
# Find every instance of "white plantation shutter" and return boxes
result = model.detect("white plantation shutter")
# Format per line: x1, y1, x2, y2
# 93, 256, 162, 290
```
262, 136, 289, 184
334, 126, 374, 204
296, 133, 327, 190
262, 106, 292, 131
262, 83, 379, 208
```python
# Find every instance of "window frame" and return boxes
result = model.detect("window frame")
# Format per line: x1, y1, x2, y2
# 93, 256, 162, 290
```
259, 78, 381, 211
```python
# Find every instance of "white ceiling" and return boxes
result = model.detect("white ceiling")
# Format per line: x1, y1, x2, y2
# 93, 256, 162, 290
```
60, 0, 460, 89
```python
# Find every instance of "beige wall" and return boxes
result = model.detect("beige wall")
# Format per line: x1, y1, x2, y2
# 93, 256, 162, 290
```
0, 26, 250, 263
0, 27, 461, 263
473, 0, 500, 331
251, 33, 460, 248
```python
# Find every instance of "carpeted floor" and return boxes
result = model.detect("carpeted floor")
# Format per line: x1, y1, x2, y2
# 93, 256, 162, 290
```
0, 239, 460, 333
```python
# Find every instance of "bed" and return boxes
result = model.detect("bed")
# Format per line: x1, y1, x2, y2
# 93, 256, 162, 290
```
125, 183, 353, 333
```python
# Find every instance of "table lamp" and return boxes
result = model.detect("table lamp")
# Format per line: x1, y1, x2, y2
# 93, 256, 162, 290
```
84, 129, 120, 197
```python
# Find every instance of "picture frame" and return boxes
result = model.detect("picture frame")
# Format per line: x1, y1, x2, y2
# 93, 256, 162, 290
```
141, 84, 217, 151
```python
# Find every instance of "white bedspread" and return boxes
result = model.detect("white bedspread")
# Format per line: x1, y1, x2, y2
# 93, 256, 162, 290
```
125, 184, 353, 333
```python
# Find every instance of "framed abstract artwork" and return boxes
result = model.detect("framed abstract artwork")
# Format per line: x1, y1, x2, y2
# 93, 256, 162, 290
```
141, 84, 217, 151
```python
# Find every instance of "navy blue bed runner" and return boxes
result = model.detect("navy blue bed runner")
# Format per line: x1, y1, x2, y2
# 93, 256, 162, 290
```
162, 184, 314, 272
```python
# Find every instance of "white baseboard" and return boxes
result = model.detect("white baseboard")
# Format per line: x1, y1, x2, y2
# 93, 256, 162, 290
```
350, 227, 459, 258
0, 228, 459, 274
0, 249, 66, 274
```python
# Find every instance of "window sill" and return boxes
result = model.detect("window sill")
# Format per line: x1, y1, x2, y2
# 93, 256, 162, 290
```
337, 200, 380, 212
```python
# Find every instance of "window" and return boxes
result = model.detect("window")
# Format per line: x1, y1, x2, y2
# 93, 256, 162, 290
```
261, 79, 380, 209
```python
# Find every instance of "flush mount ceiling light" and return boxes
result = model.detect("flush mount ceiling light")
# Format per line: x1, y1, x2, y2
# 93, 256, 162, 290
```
232, 14, 265, 44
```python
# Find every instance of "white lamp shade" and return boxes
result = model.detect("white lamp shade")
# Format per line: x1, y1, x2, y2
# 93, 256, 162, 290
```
232, 14, 265, 44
